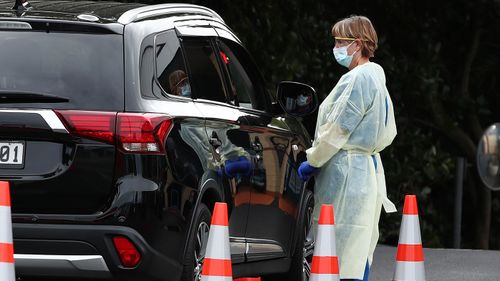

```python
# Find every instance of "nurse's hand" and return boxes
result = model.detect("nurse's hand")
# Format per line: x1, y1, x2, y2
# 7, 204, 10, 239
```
298, 161, 319, 181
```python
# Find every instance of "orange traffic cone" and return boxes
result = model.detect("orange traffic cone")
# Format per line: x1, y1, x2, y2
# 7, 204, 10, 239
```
393, 195, 426, 281
0, 181, 15, 281
233, 278, 261, 281
201, 202, 232, 281
310, 204, 340, 281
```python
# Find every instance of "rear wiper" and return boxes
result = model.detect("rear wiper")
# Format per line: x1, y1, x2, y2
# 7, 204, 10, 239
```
0, 90, 69, 103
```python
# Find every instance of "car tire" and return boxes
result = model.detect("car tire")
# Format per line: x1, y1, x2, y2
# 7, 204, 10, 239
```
264, 189, 315, 281
181, 203, 212, 281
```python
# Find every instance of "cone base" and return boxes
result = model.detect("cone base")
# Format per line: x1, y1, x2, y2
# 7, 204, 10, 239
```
393, 261, 425, 281
0, 262, 15, 281
201, 276, 232, 281
310, 273, 340, 281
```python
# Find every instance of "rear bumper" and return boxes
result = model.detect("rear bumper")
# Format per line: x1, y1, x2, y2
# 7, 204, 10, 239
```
13, 223, 183, 281
15, 254, 111, 279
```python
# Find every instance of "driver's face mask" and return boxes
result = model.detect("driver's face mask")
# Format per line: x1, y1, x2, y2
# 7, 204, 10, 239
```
180, 84, 191, 97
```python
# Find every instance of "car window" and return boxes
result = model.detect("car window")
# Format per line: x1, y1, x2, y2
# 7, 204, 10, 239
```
139, 35, 158, 99
216, 38, 267, 111
180, 38, 227, 103
155, 30, 190, 98
0, 31, 123, 110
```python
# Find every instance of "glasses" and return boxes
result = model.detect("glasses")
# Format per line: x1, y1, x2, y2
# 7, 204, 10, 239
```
334, 37, 368, 46
174, 77, 189, 88
334, 37, 357, 41
334, 37, 355, 47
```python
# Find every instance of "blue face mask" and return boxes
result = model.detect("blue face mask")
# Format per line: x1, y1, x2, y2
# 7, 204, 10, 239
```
180, 84, 191, 97
333, 41, 356, 68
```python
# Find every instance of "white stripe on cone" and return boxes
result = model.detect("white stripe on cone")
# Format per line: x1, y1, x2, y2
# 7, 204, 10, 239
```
312, 225, 337, 257
0, 263, 15, 281
201, 276, 232, 281
0, 206, 13, 243
204, 225, 230, 260
310, 273, 341, 281
393, 261, 426, 281
398, 215, 422, 245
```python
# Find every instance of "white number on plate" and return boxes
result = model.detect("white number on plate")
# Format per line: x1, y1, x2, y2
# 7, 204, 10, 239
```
0, 142, 24, 165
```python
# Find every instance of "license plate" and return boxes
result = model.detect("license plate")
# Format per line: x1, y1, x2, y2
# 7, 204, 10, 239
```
0, 141, 25, 168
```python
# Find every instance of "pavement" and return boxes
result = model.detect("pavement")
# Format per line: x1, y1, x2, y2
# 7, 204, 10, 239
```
371, 245, 500, 281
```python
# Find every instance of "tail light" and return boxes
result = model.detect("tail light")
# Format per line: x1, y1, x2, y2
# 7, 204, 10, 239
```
112, 236, 141, 268
55, 110, 173, 154
117, 113, 172, 153
54, 110, 116, 144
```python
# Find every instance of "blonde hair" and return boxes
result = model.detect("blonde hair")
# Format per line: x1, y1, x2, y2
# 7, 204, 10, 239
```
331, 15, 378, 58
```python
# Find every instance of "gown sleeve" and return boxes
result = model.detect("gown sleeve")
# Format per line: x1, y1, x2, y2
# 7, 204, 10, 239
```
306, 73, 371, 167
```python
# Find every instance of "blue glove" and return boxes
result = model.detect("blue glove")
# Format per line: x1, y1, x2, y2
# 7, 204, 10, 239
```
222, 156, 253, 178
298, 161, 319, 181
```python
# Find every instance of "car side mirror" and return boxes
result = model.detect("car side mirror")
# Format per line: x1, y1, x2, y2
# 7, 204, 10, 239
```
276, 81, 318, 117
477, 123, 500, 191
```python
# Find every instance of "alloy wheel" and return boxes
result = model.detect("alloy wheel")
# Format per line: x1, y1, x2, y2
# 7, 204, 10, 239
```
193, 221, 210, 281
303, 205, 315, 280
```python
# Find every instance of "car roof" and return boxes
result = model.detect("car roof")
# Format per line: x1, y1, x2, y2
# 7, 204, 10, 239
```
0, 0, 223, 24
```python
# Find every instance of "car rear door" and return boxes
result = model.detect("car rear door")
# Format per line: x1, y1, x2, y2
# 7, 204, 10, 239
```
212, 30, 302, 261
175, 23, 252, 263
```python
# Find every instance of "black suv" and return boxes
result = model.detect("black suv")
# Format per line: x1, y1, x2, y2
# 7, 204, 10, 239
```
0, 1, 319, 280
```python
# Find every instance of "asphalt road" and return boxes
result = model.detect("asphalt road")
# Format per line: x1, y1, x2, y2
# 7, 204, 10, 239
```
371, 245, 500, 281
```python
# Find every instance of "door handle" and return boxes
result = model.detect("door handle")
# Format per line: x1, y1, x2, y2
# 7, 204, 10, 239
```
251, 136, 263, 153
209, 131, 222, 149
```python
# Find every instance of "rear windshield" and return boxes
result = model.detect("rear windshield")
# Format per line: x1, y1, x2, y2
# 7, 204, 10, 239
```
0, 31, 123, 110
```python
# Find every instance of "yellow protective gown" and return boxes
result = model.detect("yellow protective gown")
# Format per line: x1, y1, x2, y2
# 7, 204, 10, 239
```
306, 62, 397, 279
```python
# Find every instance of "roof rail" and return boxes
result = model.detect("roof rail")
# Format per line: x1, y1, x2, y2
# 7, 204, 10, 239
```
117, 3, 223, 24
